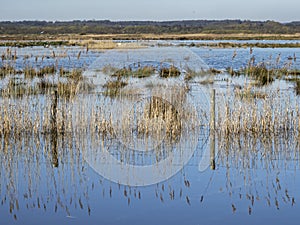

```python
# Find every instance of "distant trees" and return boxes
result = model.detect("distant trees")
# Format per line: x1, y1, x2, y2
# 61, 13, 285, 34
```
0, 20, 299, 35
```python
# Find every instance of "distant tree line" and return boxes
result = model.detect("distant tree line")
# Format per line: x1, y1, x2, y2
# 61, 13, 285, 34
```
0, 20, 300, 35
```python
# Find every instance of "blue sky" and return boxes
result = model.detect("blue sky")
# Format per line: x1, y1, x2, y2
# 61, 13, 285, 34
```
1, 0, 299, 22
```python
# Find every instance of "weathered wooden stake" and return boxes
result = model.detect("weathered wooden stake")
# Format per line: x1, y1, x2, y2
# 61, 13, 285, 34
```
210, 132, 216, 170
210, 89, 216, 131
51, 90, 58, 132
210, 89, 216, 170
50, 90, 58, 167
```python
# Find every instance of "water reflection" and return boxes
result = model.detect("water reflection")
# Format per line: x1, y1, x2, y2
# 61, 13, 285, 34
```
0, 133, 90, 220
216, 133, 299, 214
1, 125, 300, 223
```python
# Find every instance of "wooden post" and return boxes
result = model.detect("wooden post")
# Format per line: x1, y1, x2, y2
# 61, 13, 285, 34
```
210, 132, 216, 170
210, 89, 216, 131
51, 90, 58, 167
210, 89, 216, 170
51, 90, 58, 132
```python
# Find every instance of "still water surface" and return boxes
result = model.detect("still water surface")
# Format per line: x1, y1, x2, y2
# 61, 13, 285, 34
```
1, 42, 300, 225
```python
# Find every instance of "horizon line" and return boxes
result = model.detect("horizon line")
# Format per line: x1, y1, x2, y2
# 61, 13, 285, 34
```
0, 19, 299, 23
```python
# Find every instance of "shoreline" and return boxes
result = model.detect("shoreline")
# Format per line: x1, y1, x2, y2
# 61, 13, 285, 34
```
1, 33, 300, 49
1, 33, 300, 41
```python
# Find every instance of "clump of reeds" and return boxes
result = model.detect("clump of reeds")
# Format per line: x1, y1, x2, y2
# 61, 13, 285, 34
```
107, 82, 200, 150
24, 65, 57, 79
295, 80, 300, 95
110, 66, 155, 78
60, 68, 82, 80
111, 67, 132, 78
1, 48, 17, 61
0, 65, 17, 77
101, 64, 119, 75
184, 67, 215, 85
0, 64, 57, 79
65, 69, 83, 81
132, 66, 155, 78
57, 82, 77, 99
134, 96, 182, 140
0, 66, 91, 98
184, 67, 206, 81
216, 88, 300, 137
159, 66, 181, 78
110, 65, 156, 79
234, 86, 267, 100
228, 53, 296, 85
24, 66, 37, 79
243, 63, 274, 85
38, 65, 56, 76
103, 80, 128, 97
76, 40, 117, 50
36, 78, 57, 94
58, 69, 93, 99
0, 78, 38, 98
289, 69, 300, 76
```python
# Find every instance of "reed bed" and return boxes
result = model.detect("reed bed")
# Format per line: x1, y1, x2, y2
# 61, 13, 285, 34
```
1, 75, 300, 140
215, 88, 300, 137
0, 46, 299, 139
0, 77, 202, 157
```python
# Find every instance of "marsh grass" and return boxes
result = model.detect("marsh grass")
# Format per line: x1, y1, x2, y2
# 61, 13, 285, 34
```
102, 64, 180, 97
36, 78, 57, 93
159, 66, 181, 78
227, 52, 296, 86
77, 40, 117, 50
234, 86, 268, 100
24, 66, 38, 79
244, 65, 275, 85
24, 65, 57, 79
39, 65, 56, 76
184, 68, 207, 81
138, 96, 182, 140
215, 88, 300, 137
103, 80, 128, 97
0, 65, 17, 77
111, 67, 132, 78
110, 66, 156, 79
295, 80, 300, 95
0, 65, 57, 79
57, 69, 93, 99
132, 66, 156, 78
60, 68, 83, 81
101, 64, 119, 75
228, 64, 291, 86
2, 72, 297, 139
2, 78, 29, 97
75, 40, 143, 50
0, 66, 92, 98
1, 46, 300, 140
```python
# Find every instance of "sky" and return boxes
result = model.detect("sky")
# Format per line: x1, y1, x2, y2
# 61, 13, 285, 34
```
0, 0, 299, 22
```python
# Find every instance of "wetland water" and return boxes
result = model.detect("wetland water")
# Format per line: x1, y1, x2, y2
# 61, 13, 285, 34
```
1, 41, 300, 225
